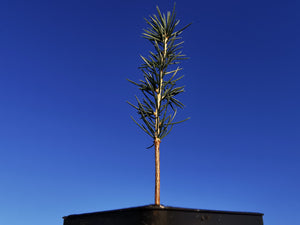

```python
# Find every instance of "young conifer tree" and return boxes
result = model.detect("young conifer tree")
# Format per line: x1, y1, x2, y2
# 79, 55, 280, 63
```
128, 5, 190, 206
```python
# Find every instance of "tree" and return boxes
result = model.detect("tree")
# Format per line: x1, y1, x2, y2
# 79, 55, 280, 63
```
128, 5, 190, 206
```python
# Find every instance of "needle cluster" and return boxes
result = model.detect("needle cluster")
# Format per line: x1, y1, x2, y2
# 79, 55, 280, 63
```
128, 5, 190, 147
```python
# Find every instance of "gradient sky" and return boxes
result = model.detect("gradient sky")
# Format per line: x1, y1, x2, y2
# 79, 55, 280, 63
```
0, 1, 299, 225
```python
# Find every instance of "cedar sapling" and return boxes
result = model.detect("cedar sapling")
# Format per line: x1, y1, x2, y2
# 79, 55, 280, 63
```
127, 5, 190, 206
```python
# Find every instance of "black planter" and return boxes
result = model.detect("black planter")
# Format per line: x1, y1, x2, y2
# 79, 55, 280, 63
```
63, 205, 263, 225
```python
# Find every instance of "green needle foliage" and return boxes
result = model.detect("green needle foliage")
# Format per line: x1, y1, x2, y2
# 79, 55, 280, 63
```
128, 5, 190, 146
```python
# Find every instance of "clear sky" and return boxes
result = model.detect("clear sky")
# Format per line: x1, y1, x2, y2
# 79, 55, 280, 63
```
0, 0, 299, 225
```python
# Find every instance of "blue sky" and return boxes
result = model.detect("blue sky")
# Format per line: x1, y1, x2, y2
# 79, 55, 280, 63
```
0, 0, 299, 225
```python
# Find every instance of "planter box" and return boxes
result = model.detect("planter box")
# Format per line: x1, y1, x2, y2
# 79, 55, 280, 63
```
63, 205, 263, 225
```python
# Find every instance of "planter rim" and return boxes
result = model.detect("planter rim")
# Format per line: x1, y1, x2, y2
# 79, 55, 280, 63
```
63, 204, 264, 219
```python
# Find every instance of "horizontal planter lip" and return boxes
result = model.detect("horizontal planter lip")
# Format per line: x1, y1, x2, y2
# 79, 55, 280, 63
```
63, 204, 264, 219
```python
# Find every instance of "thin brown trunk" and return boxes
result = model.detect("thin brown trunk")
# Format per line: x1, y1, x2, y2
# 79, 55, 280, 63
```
153, 36, 166, 206
154, 138, 161, 205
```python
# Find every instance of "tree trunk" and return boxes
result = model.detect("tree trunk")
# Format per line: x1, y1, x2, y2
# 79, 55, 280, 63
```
154, 138, 161, 205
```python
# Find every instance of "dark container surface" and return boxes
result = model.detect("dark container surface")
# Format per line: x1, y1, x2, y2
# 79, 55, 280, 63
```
63, 205, 263, 225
